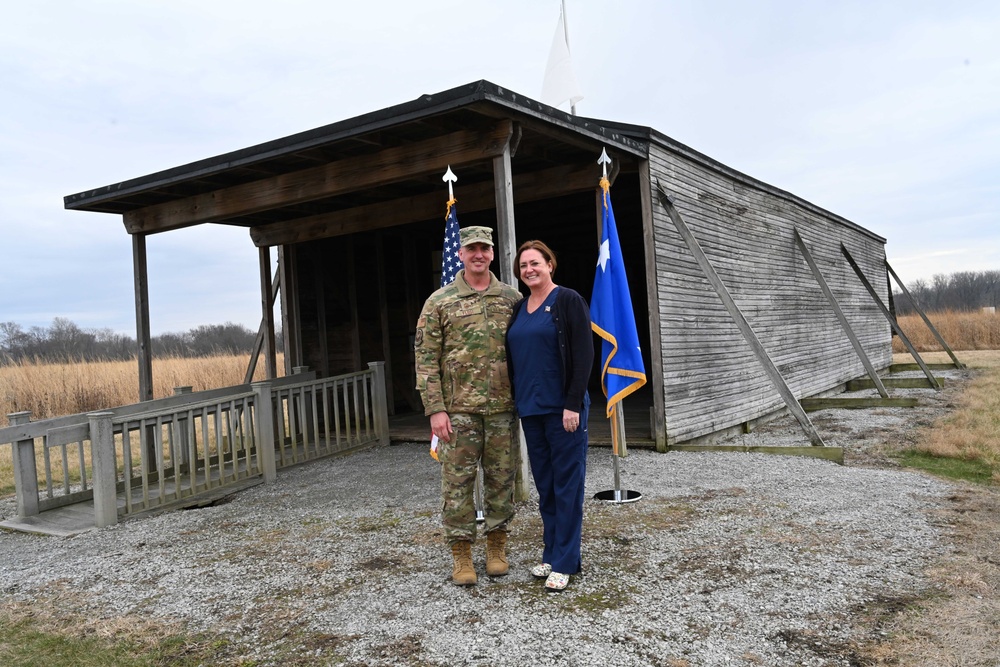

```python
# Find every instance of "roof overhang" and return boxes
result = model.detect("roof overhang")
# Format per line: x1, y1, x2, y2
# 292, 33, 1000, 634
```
64, 80, 649, 239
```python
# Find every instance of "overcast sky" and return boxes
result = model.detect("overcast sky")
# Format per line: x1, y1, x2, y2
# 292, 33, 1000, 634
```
2, 0, 997, 336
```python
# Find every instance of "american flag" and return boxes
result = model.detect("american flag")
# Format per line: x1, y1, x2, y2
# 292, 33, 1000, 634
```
441, 200, 462, 286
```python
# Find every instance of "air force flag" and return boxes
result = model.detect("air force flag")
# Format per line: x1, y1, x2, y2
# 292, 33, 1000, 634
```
591, 177, 647, 419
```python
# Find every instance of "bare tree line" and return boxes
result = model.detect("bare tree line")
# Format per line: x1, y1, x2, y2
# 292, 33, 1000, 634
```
4, 270, 994, 363
0, 318, 280, 364
893, 270, 1000, 315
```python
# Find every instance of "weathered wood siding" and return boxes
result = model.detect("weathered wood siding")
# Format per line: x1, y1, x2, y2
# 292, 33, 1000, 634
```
647, 138, 891, 444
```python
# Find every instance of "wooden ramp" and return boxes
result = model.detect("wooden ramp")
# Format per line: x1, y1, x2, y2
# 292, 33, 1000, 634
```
0, 476, 263, 538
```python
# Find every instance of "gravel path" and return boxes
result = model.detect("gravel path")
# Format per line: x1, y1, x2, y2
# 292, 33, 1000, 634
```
0, 423, 957, 666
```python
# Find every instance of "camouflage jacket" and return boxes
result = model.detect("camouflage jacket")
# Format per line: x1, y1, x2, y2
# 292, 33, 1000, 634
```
414, 270, 521, 416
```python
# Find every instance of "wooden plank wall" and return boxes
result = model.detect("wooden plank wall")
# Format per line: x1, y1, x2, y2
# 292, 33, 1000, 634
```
647, 142, 892, 444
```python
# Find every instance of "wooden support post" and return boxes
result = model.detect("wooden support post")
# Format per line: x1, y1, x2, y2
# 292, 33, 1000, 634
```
132, 234, 154, 402
250, 247, 279, 382
840, 245, 941, 390
793, 229, 889, 398
492, 136, 529, 500
655, 183, 825, 447
88, 411, 118, 528
132, 234, 157, 471
885, 261, 964, 369
376, 238, 394, 414
493, 142, 518, 286
639, 161, 667, 451
368, 361, 390, 446
252, 381, 277, 483
244, 268, 280, 383
277, 245, 301, 374
346, 238, 362, 370
313, 255, 330, 377
9, 411, 39, 518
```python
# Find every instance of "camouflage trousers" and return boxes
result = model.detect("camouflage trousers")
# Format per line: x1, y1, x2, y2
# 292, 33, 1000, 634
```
440, 412, 517, 544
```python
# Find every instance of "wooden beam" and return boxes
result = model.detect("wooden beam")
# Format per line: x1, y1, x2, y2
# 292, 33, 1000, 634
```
491, 138, 530, 502
847, 377, 944, 391
347, 237, 361, 369
124, 121, 514, 235
793, 228, 889, 398
639, 161, 667, 452
248, 162, 598, 247
800, 397, 919, 412
132, 234, 153, 402
889, 363, 958, 372
376, 237, 394, 414
244, 256, 279, 384
840, 244, 941, 390
314, 255, 330, 377
885, 261, 964, 368
655, 182, 826, 447
493, 142, 517, 286
277, 246, 300, 374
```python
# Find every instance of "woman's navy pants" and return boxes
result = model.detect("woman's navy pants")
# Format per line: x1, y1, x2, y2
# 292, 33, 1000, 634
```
521, 404, 589, 575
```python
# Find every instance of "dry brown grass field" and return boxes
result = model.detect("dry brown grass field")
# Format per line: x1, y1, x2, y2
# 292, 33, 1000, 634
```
892, 308, 1000, 352
0, 354, 283, 497
0, 354, 283, 421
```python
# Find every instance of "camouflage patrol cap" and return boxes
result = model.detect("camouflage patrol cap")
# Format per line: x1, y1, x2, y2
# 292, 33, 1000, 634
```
459, 226, 494, 247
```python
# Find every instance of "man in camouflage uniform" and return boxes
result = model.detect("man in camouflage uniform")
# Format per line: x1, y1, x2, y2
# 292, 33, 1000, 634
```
414, 225, 522, 586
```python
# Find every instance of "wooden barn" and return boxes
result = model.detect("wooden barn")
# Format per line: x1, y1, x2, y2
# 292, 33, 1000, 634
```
64, 80, 902, 455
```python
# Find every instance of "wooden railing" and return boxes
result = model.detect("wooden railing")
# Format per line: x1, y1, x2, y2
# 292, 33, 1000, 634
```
0, 362, 388, 529
271, 366, 388, 468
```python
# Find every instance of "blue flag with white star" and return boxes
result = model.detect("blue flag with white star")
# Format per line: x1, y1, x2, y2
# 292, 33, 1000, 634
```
591, 177, 647, 420
441, 199, 461, 286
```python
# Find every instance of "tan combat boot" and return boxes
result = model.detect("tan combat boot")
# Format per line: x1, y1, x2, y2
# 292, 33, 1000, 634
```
451, 540, 477, 586
485, 530, 509, 576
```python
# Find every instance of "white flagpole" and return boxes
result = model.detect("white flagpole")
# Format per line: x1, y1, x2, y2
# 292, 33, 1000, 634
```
541, 0, 584, 114
593, 148, 641, 505
561, 0, 576, 116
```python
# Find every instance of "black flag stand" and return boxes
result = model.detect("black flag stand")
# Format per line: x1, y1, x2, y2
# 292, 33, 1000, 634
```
593, 402, 642, 504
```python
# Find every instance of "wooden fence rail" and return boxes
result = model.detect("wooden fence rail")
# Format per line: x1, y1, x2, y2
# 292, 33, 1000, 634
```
1, 362, 388, 531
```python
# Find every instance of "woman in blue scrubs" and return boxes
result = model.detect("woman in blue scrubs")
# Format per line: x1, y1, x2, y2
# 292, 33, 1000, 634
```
506, 240, 594, 591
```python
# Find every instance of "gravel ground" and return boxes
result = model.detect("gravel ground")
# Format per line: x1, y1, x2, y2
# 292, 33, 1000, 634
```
0, 368, 969, 666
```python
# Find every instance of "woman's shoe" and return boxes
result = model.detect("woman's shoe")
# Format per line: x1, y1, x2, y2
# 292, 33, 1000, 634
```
544, 572, 569, 591
530, 563, 552, 579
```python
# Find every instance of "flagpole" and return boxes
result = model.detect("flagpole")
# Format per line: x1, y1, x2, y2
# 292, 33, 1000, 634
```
591, 148, 643, 505
561, 0, 576, 116
541, 0, 583, 114
613, 407, 623, 502
597, 405, 639, 503
441, 166, 486, 521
